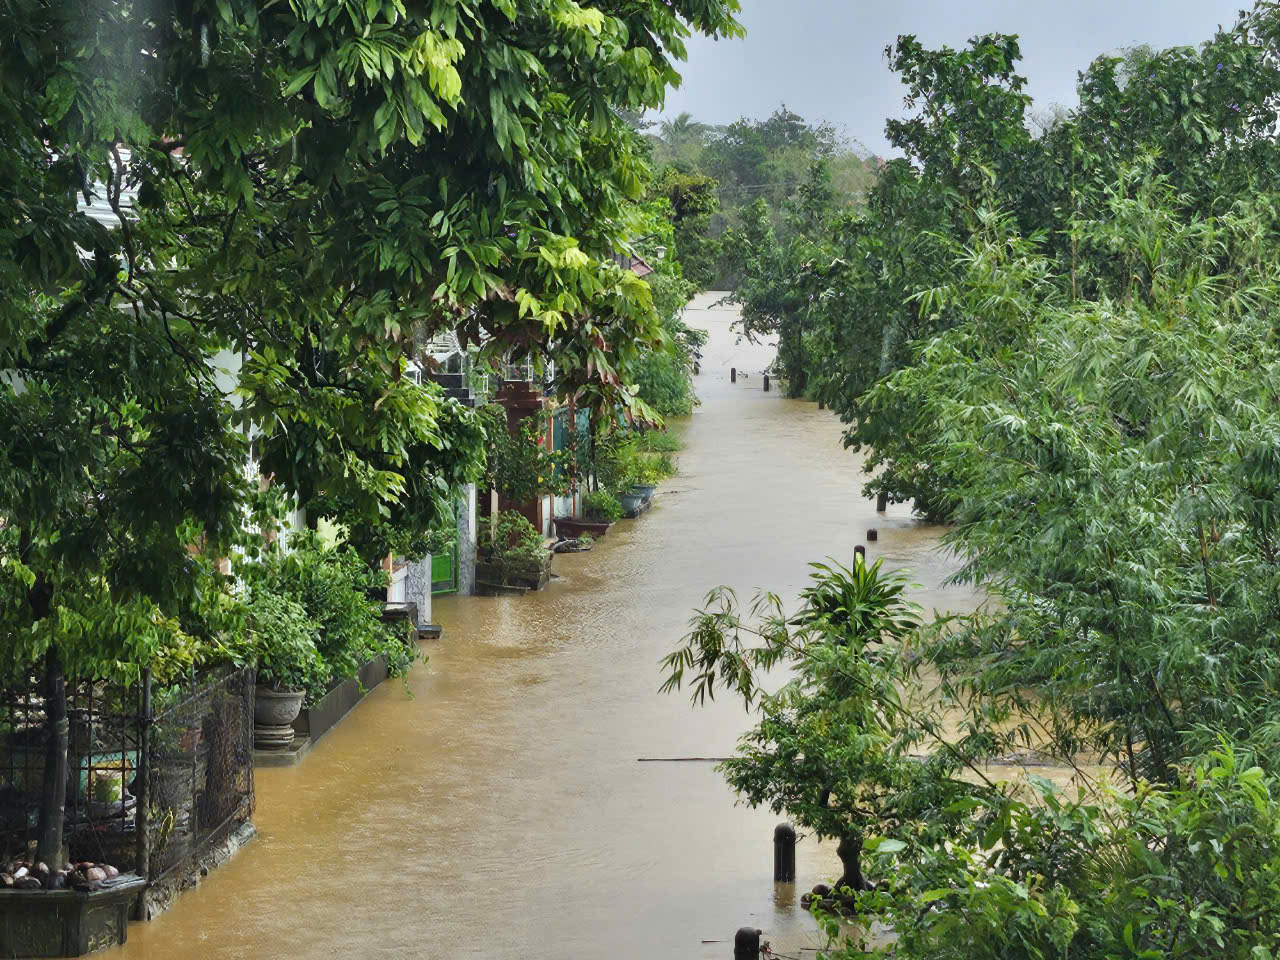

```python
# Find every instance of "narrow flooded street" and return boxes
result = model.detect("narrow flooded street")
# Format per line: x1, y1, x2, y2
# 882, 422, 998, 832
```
113, 293, 985, 959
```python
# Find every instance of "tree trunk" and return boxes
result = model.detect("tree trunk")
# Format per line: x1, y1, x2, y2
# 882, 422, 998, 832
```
779, 324, 808, 399
834, 832, 869, 893
35, 647, 69, 871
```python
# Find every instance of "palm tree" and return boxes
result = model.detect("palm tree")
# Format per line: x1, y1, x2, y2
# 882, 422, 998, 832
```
659, 112, 710, 147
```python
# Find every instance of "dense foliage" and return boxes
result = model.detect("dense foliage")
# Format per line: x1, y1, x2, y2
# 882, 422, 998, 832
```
478, 403, 570, 505
644, 107, 878, 287
667, 5, 1280, 958
477, 509, 548, 585
624, 192, 705, 418
734, 15, 1280, 513
241, 591, 326, 695
0, 0, 741, 676
0, 0, 741, 862
239, 531, 414, 703
582, 489, 623, 522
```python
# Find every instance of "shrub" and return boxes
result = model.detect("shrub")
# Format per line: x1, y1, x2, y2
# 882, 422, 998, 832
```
639, 430, 681, 453
478, 510, 548, 585
634, 458, 665, 486
478, 404, 568, 503
833, 746, 1280, 960
591, 431, 635, 494
242, 591, 326, 693
238, 531, 417, 703
583, 490, 623, 522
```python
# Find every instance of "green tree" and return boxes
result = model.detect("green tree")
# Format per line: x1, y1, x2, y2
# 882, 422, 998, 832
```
649, 166, 722, 289
0, 0, 742, 869
885, 177, 1280, 784
725, 158, 844, 397
818, 18, 1280, 512
662, 557, 979, 894
658, 111, 711, 148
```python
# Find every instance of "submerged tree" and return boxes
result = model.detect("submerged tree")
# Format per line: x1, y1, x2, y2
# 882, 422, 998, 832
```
881, 174, 1280, 784
662, 557, 981, 894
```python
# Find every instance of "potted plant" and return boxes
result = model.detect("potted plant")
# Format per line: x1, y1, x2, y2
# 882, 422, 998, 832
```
618, 487, 646, 515
555, 490, 622, 539
476, 511, 554, 591
585, 490, 623, 521
628, 458, 663, 502
244, 591, 325, 750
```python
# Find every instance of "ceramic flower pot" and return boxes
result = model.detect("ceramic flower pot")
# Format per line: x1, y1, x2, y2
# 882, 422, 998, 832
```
619, 491, 646, 514
253, 687, 305, 749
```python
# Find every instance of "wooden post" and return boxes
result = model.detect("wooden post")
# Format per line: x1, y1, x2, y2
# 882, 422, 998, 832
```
774, 823, 796, 881
876, 491, 888, 512
734, 927, 761, 959
731, 367, 736, 383
763, 374, 770, 392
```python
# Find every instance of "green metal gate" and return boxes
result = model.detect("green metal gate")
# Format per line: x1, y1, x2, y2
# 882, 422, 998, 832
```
431, 545, 457, 595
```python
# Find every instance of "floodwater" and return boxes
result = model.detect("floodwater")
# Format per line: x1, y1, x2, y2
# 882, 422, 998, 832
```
113, 293, 992, 960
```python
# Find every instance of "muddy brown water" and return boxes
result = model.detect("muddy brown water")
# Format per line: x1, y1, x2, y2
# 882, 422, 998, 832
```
113, 293, 1007, 959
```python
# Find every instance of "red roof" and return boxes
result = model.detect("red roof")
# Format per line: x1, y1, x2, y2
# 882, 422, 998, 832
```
627, 255, 655, 278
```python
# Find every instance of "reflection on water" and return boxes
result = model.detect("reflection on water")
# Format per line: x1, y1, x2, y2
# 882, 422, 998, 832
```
113, 293, 1019, 960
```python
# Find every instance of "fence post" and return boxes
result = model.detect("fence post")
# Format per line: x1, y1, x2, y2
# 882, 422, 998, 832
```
774, 822, 796, 881
35, 649, 68, 871
731, 367, 736, 383
134, 668, 151, 916
734, 927, 761, 959
763, 374, 770, 392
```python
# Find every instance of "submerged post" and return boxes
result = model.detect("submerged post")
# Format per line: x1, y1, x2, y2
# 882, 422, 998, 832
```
774, 823, 796, 882
855, 544, 866, 561
731, 367, 736, 383
763, 374, 770, 392
867, 529, 878, 542
734, 927, 761, 959
876, 491, 888, 512
818, 398, 825, 410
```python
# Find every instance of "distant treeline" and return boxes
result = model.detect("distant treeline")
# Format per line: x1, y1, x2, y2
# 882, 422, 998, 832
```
632, 107, 879, 289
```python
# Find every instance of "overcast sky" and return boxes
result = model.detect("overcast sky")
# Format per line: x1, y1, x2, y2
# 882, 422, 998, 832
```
657, 1, 1247, 156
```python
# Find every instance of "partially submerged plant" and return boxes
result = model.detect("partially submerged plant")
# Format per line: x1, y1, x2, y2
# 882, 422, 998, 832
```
583, 491, 623, 523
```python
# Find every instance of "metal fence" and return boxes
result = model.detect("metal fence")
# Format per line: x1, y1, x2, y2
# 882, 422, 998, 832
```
146, 666, 254, 883
0, 670, 145, 871
0, 664, 253, 890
